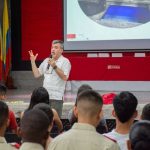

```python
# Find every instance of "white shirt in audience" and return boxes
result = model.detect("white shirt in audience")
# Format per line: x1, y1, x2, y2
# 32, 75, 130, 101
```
103, 129, 129, 150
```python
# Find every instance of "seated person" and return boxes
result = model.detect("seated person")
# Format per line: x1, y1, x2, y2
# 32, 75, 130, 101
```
19, 109, 50, 150
0, 83, 18, 134
103, 91, 138, 150
0, 101, 18, 150
21, 87, 63, 133
33, 103, 54, 147
141, 103, 150, 121
128, 120, 150, 150
48, 90, 119, 150
68, 84, 108, 133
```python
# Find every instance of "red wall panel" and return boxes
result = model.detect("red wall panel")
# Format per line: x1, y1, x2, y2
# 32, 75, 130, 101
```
21, 0, 150, 81
21, 0, 63, 60
68, 56, 150, 81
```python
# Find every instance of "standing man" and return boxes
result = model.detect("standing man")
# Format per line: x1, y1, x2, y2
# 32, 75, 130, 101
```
29, 40, 71, 117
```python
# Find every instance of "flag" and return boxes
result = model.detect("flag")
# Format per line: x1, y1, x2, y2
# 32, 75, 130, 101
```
0, 23, 3, 81
2, 0, 11, 81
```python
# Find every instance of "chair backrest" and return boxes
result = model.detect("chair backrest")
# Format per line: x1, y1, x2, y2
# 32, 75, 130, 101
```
50, 119, 71, 138
106, 119, 116, 132
16, 117, 21, 126
61, 119, 71, 131
5, 133, 22, 144
96, 124, 108, 134
102, 93, 116, 104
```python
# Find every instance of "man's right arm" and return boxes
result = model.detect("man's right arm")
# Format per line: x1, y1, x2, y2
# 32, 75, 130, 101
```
30, 59, 41, 78
29, 50, 41, 78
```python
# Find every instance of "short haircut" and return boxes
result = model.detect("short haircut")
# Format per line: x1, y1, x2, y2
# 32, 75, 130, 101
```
77, 89, 103, 117
28, 87, 49, 110
113, 91, 138, 123
75, 84, 92, 106
129, 120, 150, 150
52, 40, 64, 49
0, 83, 7, 96
33, 103, 54, 125
0, 101, 9, 127
77, 84, 92, 96
20, 109, 50, 143
141, 103, 150, 121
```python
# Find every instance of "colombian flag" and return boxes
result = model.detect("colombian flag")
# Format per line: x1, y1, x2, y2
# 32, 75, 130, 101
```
2, 0, 11, 81
0, 23, 2, 81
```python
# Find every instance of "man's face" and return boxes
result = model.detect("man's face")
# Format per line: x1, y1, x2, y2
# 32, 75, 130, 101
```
51, 43, 63, 60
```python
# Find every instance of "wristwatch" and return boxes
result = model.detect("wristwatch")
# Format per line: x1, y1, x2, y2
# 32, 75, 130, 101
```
53, 65, 57, 70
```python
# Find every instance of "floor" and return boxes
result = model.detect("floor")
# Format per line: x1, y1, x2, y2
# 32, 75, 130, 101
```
5, 88, 150, 119
6, 88, 150, 103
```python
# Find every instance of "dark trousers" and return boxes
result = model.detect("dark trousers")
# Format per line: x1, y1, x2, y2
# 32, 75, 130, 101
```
49, 99, 63, 118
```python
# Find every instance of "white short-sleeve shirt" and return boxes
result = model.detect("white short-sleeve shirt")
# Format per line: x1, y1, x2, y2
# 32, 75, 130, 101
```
103, 129, 129, 150
38, 55, 71, 100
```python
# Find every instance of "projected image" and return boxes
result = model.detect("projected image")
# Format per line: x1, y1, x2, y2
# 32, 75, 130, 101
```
78, 0, 150, 28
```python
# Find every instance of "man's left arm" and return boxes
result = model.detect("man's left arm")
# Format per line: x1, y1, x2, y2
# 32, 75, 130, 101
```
56, 59, 71, 81
54, 67, 68, 81
50, 59, 71, 81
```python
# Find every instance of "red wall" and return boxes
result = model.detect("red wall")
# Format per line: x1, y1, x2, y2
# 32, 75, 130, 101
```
21, 0, 150, 81
21, 0, 63, 60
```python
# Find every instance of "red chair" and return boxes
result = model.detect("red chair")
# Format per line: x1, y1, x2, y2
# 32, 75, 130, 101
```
102, 93, 116, 104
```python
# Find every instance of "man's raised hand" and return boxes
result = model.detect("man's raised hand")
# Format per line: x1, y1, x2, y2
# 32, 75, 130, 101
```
28, 50, 38, 62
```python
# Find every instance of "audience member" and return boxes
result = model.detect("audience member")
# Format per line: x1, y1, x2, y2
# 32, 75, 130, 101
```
48, 90, 119, 150
0, 101, 18, 150
68, 84, 108, 133
19, 109, 50, 150
0, 83, 18, 134
68, 84, 92, 124
103, 91, 138, 150
21, 87, 63, 133
141, 103, 150, 120
33, 103, 54, 147
127, 120, 150, 150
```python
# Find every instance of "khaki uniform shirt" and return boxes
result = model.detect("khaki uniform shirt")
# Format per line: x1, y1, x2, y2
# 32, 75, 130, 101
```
48, 123, 120, 150
20, 142, 44, 150
0, 136, 18, 150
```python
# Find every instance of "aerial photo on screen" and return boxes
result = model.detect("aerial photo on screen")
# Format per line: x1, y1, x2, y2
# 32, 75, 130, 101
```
78, 0, 150, 28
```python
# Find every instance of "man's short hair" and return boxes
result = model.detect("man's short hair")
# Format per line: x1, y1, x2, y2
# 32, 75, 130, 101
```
33, 103, 54, 125
129, 120, 150, 150
75, 84, 92, 106
77, 84, 92, 96
113, 91, 138, 123
52, 40, 64, 49
141, 103, 150, 121
0, 101, 9, 128
0, 83, 7, 96
77, 89, 103, 117
20, 109, 50, 143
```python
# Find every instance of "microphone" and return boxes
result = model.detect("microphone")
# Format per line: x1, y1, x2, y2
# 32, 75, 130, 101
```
47, 54, 52, 70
